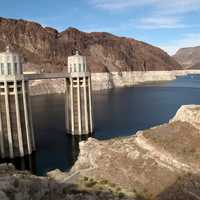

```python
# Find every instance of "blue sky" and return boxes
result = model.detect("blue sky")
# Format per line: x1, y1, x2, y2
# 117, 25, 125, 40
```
1, 0, 200, 55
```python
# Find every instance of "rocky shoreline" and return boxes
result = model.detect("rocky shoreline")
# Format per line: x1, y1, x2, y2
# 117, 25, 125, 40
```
69, 105, 200, 200
29, 70, 200, 96
1, 105, 200, 199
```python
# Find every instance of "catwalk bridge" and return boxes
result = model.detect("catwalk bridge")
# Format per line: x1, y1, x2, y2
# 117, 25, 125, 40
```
0, 48, 94, 159
24, 72, 90, 80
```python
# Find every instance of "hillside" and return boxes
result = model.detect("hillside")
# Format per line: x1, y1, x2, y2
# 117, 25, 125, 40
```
173, 46, 200, 69
189, 62, 200, 69
0, 17, 181, 73
70, 105, 200, 199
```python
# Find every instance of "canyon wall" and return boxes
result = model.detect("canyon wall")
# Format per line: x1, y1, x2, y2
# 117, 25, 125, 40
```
29, 70, 200, 96
0, 17, 181, 73
173, 46, 200, 69
69, 105, 200, 199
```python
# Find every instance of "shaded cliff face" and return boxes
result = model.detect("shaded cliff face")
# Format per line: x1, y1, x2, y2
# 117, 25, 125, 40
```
0, 17, 181, 73
173, 46, 200, 69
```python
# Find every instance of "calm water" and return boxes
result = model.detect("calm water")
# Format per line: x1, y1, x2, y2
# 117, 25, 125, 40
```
2, 75, 200, 175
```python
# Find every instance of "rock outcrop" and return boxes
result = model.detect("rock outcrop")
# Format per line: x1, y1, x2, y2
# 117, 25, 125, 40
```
0, 17, 181, 73
0, 164, 136, 200
171, 105, 200, 130
69, 105, 200, 199
173, 46, 200, 69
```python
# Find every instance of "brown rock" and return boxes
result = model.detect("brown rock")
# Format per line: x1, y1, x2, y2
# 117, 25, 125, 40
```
173, 46, 200, 69
71, 105, 200, 199
0, 17, 181, 73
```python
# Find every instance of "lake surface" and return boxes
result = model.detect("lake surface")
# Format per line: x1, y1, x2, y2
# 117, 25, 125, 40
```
2, 74, 200, 175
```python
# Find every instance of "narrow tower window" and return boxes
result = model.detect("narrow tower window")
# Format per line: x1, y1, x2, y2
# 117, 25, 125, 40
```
0, 63, 4, 75
83, 63, 86, 71
19, 63, 22, 74
7, 63, 11, 75
14, 63, 18, 74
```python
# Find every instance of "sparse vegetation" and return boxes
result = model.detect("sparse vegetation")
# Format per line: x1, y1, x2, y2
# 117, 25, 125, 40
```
84, 178, 97, 188
99, 179, 109, 185
118, 192, 125, 198
83, 176, 89, 181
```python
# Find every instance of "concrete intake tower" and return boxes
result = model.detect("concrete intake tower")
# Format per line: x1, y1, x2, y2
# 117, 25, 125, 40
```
0, 47, 35, 159
0, 48, 94, 159
65, 51, 93, 135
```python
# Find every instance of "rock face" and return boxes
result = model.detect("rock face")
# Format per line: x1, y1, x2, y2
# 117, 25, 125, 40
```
171, 105, 200, 130
70, 105, 200, 199
173, 46, 200, 69
0, 163, 138, 200
29, 71, 179, 95
0, 17, 181, 73
29, 69, 200, 95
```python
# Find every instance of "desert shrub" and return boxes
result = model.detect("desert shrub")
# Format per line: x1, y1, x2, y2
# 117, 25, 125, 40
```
100, 179, 109, 185
83, 176, 89, 181
118, 192, 125, 198
109, 182, 116, 188
85, 179, 97, 187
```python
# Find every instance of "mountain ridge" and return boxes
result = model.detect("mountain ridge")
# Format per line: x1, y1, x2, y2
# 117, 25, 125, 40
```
0, 17, 181, 72
173, 46, 200, 69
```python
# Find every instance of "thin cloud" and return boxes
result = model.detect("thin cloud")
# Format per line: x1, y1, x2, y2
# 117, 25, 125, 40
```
136, 16, 187, 29
88, 0, 200, 30
89, 0, 200, 13
156, 0, 200, 15
89, 0, 156, 10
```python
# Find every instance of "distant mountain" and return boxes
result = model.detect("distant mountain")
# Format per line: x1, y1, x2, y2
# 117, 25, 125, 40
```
0, 17, 181, 72
173, 46, 200, 69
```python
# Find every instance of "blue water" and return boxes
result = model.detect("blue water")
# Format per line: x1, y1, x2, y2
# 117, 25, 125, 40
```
2, 74, 200, 175
93, 75, 200, 139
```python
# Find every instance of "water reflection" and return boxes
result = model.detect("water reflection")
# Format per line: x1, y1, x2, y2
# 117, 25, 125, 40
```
0, 135, 89, 175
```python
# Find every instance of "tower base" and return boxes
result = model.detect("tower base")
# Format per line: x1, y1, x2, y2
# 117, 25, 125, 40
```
65, 74, 93, 135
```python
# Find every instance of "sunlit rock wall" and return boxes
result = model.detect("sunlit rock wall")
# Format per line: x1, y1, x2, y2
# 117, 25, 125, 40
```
28, 70, 200, 96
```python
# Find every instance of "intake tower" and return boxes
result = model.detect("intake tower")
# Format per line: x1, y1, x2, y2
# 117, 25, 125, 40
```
0, 47, 35, 159
65, 51, 93, 135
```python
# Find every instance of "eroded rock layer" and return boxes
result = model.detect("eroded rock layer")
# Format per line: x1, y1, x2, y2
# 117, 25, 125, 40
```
70, 105, 200, 199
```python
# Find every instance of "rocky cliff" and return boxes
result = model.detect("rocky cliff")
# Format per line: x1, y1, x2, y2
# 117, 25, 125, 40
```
0, 164, 136, 200
70, 105, 200, 199
173, 46, 200, 69
0, 17, 181, 73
